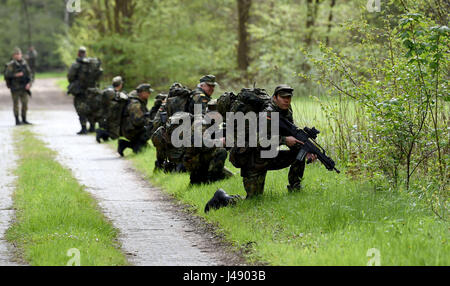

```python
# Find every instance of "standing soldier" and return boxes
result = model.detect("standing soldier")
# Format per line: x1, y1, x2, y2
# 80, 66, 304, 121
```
67, 46, 103, 135
25, 46, 38, 81
118, 83, 154, 156
4, 48, 33, 125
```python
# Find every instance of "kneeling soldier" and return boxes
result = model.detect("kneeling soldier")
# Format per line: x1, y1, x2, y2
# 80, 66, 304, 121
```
118, 83, 154, 156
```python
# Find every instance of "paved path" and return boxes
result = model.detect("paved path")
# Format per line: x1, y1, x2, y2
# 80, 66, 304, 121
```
0, 78, 241, 266
0, 112, 21, 266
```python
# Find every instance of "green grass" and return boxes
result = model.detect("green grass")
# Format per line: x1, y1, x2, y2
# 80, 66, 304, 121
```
35, 71, 66, 79
109, 94, 449, 265
56, 78, 69, 92
7, 129, 128, 266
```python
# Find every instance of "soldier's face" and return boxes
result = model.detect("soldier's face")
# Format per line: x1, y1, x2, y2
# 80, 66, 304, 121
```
140, 91, 150, 100
274, 95, 292, 110
13, 53, 22, 61
203, 84, 215, 96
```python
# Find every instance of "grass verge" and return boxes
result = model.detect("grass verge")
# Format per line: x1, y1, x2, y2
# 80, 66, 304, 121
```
7, 128, 128, 266
112, 142, 449, 266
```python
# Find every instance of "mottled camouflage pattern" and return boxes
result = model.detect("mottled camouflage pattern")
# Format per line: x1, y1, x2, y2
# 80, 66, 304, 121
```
11, 90, 29, 117
188, 87, 210, 115
148, 94, 167, 120
151, 126, 170, 166
152, 112, 192, 170
183, 119, 229, 184
68, 57, 90, 127
67, 57, 88, 95
73, 94, 89, 126
234, 98, 305, 197
86, 87, 103, 126
121, 92, 150, 141
105, 90, 129, 139
4, 59, 32, 92
97, 88, 116, 129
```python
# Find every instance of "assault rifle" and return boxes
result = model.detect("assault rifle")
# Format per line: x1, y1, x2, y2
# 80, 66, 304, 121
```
279, 117, 340, 174
17, 64, 32, 97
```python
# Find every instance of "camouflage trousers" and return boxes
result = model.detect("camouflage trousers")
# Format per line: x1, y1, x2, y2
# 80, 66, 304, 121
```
151, 126, 187, 172
183, 147, 229, 184
241, 148, 305, 198
73, 94, 90, 126
11, 90, 29, 118
126, 126, 152, 154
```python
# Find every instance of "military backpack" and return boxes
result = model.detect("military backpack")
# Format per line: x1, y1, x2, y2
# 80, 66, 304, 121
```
78, 57, 103, 89
105, 91, 129, 139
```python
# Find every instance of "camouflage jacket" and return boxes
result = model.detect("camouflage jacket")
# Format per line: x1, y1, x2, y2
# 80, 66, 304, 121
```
4, 59, 32, 92
263, 98, 294, 146
188, 87, 211, 115
67, 57, 88, 95
121, 91, 150, 139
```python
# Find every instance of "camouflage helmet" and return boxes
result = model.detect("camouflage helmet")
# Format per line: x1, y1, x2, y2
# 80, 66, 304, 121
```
207, 99, 218, 112
170, 82, 183, 90
112, 76, 123, 87
273, 84, 294, 98
78, 46, 87, 53
136, 83, 154, 93
199, 75, 218, 86
155, 93, 168, 101
13, 47, 22, 55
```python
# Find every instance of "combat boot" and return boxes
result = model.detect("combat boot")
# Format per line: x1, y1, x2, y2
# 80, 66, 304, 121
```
96, 129, 110, 143
287, 181, 302, 193
204, 189, 242, 213
96, 129, 103, 143
88, 124, 96, 133
22, 115, 32, 125
77, 126, 88, 135
175, 163, 187, 173
15, 116, 22, 126
154, 160, 165, 172
118, 139, 130, 157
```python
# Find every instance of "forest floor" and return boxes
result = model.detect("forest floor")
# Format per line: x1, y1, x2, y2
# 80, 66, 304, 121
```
0, 78, 246, 266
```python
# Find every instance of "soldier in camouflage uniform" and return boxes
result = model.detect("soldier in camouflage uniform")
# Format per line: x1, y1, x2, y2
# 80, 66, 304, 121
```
239, 85, 317, 197
183, 101, 233, 185
204, 85, 317, 212
118, 83, 154, 156
67, 47, 91, 135
25, 46, 37, 81
4, 48, 33, 125
151, 82, 191, 172
148, 93, 167, 120
188, 75, 217, 115
95, 76, 125, 143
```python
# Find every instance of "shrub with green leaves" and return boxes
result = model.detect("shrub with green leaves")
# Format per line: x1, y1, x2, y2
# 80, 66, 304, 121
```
305, 12, 449, 219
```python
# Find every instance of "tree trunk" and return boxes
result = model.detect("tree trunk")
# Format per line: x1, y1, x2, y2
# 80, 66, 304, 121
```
326, 0, 336, 46
21, 0, 32, 46
305, 0, 321, 47
237, 0, 251, 73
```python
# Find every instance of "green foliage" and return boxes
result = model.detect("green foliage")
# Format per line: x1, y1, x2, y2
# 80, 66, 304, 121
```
305, 11, 449, 219
0, 0, 67, 71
